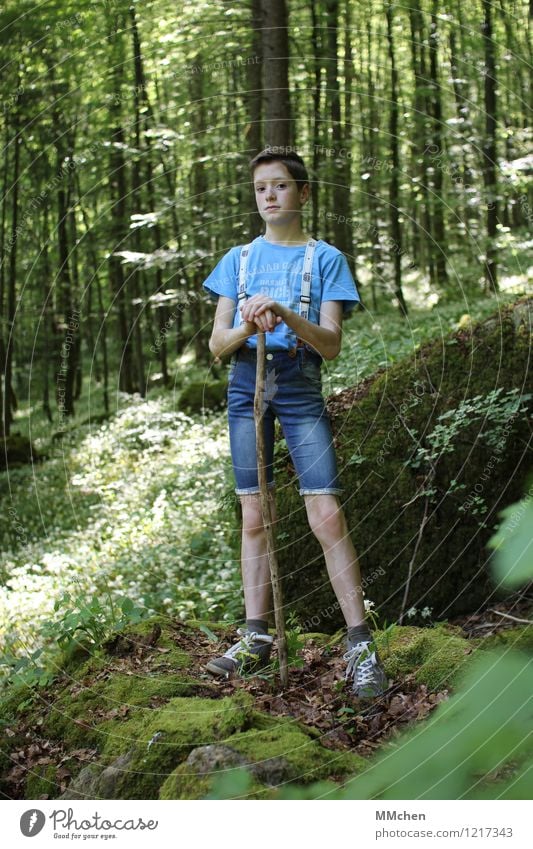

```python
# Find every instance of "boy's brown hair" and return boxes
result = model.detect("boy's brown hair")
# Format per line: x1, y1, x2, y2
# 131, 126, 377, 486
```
249, 147, 309, 190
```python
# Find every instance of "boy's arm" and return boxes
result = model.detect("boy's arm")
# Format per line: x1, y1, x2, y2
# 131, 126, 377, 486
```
240, 296, 343, 361
208, 296, 257, 359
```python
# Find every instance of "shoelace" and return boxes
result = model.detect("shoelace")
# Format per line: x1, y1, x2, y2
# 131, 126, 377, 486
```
343, 641, 377, 686
223, 628, 274, 663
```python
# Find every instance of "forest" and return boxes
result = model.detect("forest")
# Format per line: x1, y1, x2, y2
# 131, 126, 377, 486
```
0, 0, 532, 809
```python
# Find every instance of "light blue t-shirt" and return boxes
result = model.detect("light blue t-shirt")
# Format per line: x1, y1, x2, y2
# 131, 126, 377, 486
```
202, 236, 360, 351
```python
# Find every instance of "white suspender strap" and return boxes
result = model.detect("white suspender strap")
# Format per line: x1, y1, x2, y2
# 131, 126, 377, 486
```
299, 238, 317, 320
237, 243, 252, 325
237, 237, 317, 325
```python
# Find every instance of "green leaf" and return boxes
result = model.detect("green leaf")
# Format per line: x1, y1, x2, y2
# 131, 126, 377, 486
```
198, 624, 219, 642
489, 493, 533, 587
121, 597, 134, 614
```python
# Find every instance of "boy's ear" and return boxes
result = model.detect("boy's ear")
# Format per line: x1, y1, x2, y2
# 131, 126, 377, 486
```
299, 182, 310, 205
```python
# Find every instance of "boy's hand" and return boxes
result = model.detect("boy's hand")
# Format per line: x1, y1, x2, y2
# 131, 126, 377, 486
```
240, 295, 286, 332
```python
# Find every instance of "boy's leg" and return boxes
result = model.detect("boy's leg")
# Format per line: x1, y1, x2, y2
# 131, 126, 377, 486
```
240, 491, 276, 621
205, 492, 275, 678
304, 494, 388, 697
303, 494, 366, 626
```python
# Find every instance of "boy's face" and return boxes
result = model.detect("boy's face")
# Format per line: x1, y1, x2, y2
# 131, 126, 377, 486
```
253, 161, 309, 227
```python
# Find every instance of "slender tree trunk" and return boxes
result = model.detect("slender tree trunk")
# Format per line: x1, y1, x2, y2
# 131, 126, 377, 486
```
77, 179, 110, 415
107, 23, 135, 393
68, 175, 82, 402
0, 115, 9, 437
41, 200, 53, 423
189, 56, 211, 364
260, 0, 291, 147
4, 106, 21, 435
482, 0, 498, 292
310, 0, 323, 238
429, 2, 449, 287
248, 0, 264, 238
324, 0, 353, 266
386, 4, 408, 316
409, 1, 433, 283
365, 15, 383, 310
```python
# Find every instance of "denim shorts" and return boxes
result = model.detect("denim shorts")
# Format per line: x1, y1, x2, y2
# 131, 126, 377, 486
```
227, 346, 342, 497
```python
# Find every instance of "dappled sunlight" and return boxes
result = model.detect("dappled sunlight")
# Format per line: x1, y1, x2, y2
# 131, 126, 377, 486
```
0, 395, 241, 660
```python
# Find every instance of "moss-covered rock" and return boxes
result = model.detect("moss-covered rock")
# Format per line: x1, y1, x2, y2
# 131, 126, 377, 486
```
278, 298, 533, 627
160, 712, 366, 799
178, 380, 227, 413
476, 624, 533, 653
59, 691, 254, 799
376, 624, 471, 690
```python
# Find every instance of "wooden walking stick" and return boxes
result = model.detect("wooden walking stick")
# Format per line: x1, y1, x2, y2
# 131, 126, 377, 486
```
254, 331, 289, 688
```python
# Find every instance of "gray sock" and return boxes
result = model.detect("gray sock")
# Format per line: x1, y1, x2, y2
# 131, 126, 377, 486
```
246, 618, 268, 635
347, 624, 372, 646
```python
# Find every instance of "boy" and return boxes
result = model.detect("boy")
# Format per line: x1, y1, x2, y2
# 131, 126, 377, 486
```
202, 148, 387, 698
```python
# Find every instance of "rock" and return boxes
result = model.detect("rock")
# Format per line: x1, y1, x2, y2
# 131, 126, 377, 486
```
182, 744, 289, 787
184, 744, 247, 773
60, 765, 101, 799
278, 298, 533, 626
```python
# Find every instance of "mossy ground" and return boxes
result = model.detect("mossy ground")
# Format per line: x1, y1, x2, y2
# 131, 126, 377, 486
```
1, 611, 530, 798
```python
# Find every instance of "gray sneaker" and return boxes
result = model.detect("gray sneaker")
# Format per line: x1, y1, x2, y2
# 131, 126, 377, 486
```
206, 628, 274, 679
343, 639, 388, 698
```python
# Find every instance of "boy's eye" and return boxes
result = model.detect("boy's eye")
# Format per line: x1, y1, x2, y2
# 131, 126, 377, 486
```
277, 183, 286, 189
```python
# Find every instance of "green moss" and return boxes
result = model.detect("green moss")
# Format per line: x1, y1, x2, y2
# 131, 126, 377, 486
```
376, 624, 471, 690
25, 764, 58, 799
160, 763, 271, 800
93, 690, 254, 798
227, 717, 366, 783
159, 712, 366, 799
476, 625, 533, 654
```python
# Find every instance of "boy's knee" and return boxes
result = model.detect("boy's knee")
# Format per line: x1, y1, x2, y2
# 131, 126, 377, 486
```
240, 493, 276, 533
306, 496, 346, 543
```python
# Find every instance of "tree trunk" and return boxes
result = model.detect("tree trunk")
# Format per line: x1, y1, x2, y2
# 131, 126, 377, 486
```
408, 1, 433, 283
324, 0, 353, 267
386, 4, 408, 316
310, 0, 323, 239
41, 200, 54, 423
77, 182, 110, 415
107, 20, 135, 393
429, 2, 449, 288
189, 56, 211, 364
247, 0, 264, 238
260, 0, 291, 147
482, 0, 498, 292
3, 105, 21, 436
0, 113, 9, 437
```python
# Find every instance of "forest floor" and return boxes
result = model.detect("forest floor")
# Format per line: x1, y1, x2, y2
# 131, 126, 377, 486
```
2, 588, 532, 799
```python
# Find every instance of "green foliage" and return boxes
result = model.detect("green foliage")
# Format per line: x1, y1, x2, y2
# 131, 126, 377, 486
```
411, 388, 531, 470
0, 395, 242, 670
44, 591, 147, 656
489, 483, 533, 588
0, 590, 148, 691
